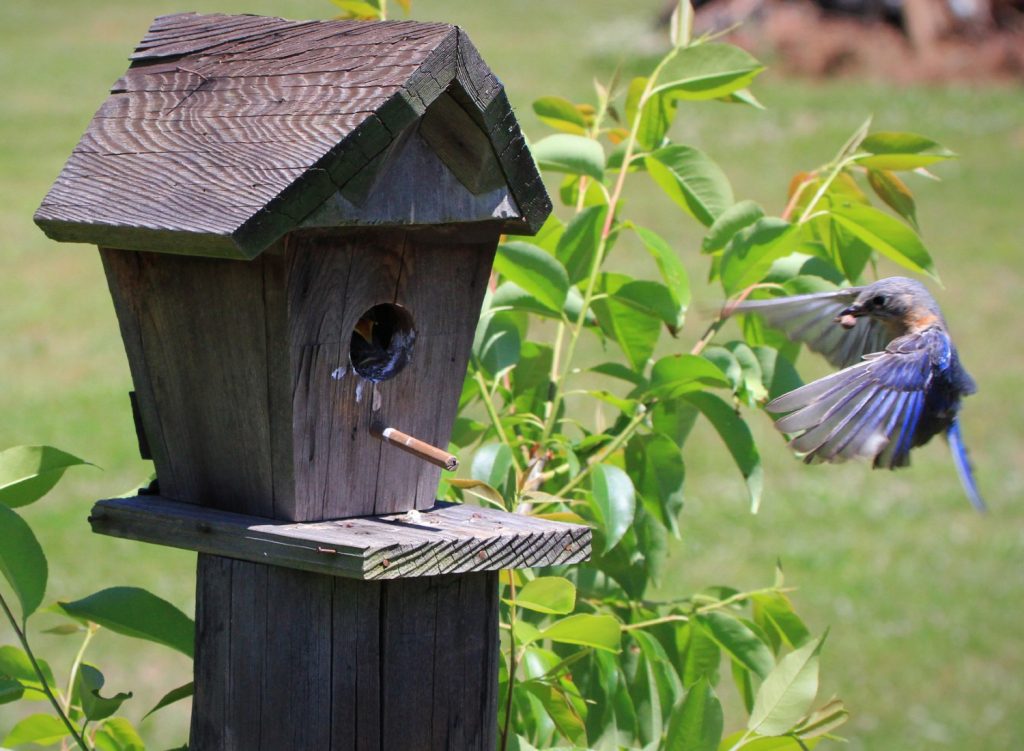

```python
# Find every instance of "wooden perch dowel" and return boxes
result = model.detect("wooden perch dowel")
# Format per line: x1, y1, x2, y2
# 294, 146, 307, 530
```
376, 425, 459, 471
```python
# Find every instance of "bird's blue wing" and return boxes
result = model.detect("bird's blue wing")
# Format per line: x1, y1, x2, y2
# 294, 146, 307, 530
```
766, 331, 937, 466
735, 288, 893, 368
947, 418, 986, 512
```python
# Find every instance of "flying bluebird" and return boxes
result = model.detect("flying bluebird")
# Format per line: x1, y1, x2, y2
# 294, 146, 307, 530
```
734, 277, 985, 511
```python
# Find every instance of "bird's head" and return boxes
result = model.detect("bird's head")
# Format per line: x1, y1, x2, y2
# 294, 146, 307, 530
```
834, 277, 941, 332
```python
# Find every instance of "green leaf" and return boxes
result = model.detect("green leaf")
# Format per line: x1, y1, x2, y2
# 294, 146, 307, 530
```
719, 218, 797, 295
93, 717, 145, 751
0, 646, 54, 697
541, 613, 621, 652
143, 681, 194, 720
0, 505, 47, 622
632, 225, 691, 312
76, 664, 132, 721
495, 242, 570, 313
625, 434, 685, 537
591, 361, 647, 388
532, 133, 605, 182
750, 346, 804, 402
830, 203, 938, 280
626, 78, 677, 151
649, 355, 730, 399
470, 443, 514, 493
681, 619, 721, 687
515, 576, 576, 615
448, 478, 505, 509
632, 629, 685, 743
472, 310, 522, 377
752, 593, 811, 651
702, 346, 741, 392
329, 0, 382, 17
719, 88, 765, 109
592, 275, 661, 371
682, 392, 762, 512
867, 168, 918, 228
655, 43, 765, 100
652, 400, 700, 447
795, 697, 850, 739
521, 681, 588, 745
493, 282, 593, 325
2, 714, 69, 747
748, 633, 827, 736
533, 96, 588, 135
614, 280, 685, 331
59, 587, 195, 658
727, 341, 768, 404
733, 660, 757, 714
718, 733, 819, 750
0, 677, 24, 704
666, 677, 724, 751
855, 131, 956, 170
0, 446, 90, 509
701, 612, 774, 680
702, 200, 765, 253
589, 464, 636, 553
646, 145, 734, 227
557, 205, 607, 284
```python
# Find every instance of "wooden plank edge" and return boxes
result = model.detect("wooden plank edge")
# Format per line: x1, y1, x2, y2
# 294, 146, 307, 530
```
89, 495, 592, 580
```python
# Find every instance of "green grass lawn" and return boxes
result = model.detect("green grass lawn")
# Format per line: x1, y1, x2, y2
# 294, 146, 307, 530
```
1, 0, 1022, 748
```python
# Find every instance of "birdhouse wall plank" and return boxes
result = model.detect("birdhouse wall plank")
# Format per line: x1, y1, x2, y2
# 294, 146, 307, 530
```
373, 231, 497, 513
101, 246, 285, 517
286, 227, 496, 519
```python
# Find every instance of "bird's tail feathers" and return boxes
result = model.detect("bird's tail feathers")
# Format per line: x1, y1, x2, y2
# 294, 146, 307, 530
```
947, 419, 986, 513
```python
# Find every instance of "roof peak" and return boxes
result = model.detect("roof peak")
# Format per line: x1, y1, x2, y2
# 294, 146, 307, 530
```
36, 12, 550, 259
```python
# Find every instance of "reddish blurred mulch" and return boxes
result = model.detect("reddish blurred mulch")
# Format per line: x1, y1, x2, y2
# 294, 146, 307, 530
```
697, 0, 1024, 82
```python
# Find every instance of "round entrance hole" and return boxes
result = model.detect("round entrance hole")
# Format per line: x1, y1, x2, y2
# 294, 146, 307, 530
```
348, 303, 416, 383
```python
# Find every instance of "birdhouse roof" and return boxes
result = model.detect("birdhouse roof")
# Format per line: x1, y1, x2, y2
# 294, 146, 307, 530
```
35, 13, 551, 259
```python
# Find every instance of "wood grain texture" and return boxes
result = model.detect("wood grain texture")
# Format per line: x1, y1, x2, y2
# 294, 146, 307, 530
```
286, 227, 495, 519
89, 496, 592, 580
190, 560, 499, 750
102, 225, 496, 521
35, 12, 550, 258
100, 246, 288, 516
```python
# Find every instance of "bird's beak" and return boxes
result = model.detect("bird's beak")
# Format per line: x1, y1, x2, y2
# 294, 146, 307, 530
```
834, 303, 864, 321
834, 303, 864, 330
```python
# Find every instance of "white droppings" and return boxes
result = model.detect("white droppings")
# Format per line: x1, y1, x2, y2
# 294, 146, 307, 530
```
331, 365, 347, 381
372, 383, 381, 411
355, 380, 365, 403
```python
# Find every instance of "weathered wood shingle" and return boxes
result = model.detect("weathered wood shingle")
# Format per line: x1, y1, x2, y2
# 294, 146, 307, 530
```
35, 12, 550, 259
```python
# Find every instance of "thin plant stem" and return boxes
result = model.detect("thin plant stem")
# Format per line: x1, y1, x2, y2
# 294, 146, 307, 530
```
555, 408, 646, 497
0, 592, 90, 751
540, 47, 681, 446
499, 576, 518, 751
472, 365, 521, 472
620, 586, 792, 632
63, 624, 98, 713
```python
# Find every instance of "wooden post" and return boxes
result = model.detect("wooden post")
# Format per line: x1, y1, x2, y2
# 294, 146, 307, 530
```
35, 12, 582, 750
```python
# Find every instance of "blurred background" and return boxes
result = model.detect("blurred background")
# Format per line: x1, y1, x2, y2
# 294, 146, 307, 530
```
1, 0, 1021, 748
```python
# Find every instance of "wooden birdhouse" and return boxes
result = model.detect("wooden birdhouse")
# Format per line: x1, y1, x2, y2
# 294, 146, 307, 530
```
36, 13, 589, 750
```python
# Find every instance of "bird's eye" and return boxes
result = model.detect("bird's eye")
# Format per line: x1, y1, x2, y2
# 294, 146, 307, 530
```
871, 295, 886, 307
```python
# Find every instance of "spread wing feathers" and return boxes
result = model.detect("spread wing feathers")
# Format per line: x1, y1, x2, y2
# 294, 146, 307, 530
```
766, 335, 935, 467
735, 288, 892, 368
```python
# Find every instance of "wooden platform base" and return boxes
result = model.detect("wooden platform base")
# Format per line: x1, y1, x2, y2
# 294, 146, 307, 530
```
89, 495, 591, 579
